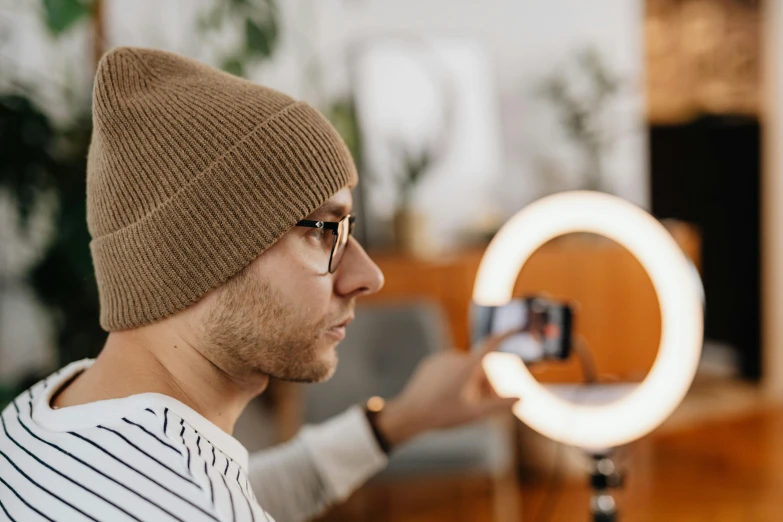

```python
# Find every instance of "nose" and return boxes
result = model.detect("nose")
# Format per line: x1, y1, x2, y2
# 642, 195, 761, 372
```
333, 237, 385, 298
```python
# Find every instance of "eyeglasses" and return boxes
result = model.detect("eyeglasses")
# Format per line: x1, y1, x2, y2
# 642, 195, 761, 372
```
295, 214, 356, 273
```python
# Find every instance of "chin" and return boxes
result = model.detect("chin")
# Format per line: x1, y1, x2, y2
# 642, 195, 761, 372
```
315, 351, 339, 381
277, 350, 338, 384
282, 364, 336, 384
311, 364, 337, 384
313, 346, 339, 381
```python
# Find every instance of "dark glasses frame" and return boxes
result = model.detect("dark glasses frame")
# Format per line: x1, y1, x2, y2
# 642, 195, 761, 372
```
295, 214, 356, 273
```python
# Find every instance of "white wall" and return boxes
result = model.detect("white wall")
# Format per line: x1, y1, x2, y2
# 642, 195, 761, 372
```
302, 0, 647, 250
308, 0, 647, 198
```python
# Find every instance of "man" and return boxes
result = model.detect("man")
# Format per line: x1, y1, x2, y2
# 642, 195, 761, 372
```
0, 47, 517, 522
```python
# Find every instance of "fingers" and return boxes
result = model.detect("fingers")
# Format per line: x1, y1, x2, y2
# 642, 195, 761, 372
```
470, 330, 521, 364
474, 396, 520, 417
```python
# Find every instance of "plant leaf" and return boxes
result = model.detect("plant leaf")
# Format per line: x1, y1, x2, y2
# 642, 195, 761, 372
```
245, 18, 273, 58
197, 4, 225, 32
221, 58, 245, 77
42, 0, 92, 36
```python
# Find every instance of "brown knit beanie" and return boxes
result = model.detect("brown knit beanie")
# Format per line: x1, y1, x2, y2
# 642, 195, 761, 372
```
87, 47, 357, 331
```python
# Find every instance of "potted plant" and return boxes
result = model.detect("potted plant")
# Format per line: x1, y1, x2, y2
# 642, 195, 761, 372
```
392, 146, 434, 257
539, 47, 621, 193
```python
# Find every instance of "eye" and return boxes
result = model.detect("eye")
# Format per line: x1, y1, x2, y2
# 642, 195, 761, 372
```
307, 227, 331, 245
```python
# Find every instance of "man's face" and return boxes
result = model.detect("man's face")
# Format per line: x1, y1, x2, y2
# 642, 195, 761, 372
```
195, 187, 384, 383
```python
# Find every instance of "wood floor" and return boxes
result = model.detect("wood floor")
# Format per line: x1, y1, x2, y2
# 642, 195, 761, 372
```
316, 405, 783, 522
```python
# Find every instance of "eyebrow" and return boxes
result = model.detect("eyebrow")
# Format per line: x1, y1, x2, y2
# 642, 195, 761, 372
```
311, 202, 351, 221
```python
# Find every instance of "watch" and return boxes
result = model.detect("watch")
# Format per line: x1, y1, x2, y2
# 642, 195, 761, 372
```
363, 396, 393, 455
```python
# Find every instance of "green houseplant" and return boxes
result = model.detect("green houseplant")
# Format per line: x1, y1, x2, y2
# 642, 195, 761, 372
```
539, 47, 621, 193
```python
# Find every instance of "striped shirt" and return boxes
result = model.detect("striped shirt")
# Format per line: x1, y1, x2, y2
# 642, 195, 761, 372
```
0, 360, 387, 522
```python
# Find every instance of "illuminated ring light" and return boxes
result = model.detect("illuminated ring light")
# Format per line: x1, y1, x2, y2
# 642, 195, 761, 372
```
474, 191, 703, 450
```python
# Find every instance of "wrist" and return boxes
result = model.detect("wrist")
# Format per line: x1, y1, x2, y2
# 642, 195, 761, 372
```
363, 397, 392, 454
374, 396, 425, 448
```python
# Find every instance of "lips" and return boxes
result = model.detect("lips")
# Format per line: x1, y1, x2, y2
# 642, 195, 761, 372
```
325, 315, 353, 342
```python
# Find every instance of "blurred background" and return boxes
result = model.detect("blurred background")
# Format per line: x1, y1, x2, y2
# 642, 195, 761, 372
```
2, 0, 783, 520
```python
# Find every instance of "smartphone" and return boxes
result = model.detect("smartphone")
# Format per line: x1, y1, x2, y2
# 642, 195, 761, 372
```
471, 297, 573, 363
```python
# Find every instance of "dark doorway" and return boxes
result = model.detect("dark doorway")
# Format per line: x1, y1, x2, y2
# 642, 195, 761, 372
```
650, 115, 761, 379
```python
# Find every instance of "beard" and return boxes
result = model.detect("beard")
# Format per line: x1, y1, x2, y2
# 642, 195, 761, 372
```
200, 265, 349, 383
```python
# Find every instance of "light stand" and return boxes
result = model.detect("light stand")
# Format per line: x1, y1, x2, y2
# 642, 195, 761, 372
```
589, 452, 622, 522
473, 191, 704, 520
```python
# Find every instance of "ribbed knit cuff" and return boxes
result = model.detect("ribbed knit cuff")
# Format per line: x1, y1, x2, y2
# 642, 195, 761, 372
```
91, 103, 357, 331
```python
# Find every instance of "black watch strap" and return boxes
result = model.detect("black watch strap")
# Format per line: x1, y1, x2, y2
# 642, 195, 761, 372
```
363, 398, 392, 455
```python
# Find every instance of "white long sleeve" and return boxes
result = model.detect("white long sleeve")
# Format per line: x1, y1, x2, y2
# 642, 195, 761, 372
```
248, 406, 388, 522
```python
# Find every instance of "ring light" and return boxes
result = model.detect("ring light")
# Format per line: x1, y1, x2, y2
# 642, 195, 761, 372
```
474, 191, 703, 450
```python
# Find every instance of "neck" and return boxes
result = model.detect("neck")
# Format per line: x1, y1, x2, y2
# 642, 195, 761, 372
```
53, 322, 269, 435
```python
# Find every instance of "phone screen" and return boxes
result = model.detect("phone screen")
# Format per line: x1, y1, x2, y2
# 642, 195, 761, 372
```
473, 297, 572, 363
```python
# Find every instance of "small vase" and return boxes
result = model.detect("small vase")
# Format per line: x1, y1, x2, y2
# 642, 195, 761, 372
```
393, 209, 432, 258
